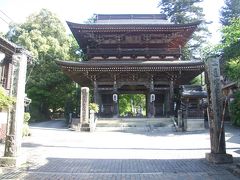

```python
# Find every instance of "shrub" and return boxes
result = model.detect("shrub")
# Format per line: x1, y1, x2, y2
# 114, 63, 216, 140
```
24, 112, 31, 124
0, 87, 15, 111
23, 112, 31, 136
230, 91, 240, 126
89, 103, 99, 113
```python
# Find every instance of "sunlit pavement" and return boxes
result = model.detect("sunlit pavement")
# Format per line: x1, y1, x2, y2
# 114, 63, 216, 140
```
1, 120, 240, 179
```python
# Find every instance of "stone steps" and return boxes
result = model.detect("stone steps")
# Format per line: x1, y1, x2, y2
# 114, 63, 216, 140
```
96, 118, 172, 128
70, 117, 174, 132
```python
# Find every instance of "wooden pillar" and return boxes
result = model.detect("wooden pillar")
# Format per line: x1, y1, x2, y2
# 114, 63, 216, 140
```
185, 98, 189, 119
147, 92, 150, 117
184, 98, 189, 131
148, 77, 155, 118
205, 57, 233, 164
169, 80, 174, 116
93, 79, 98, 104
99, 94, 103, 118
113, 77, 119, 118
164, 90, 169, 116
147, 93, 155, 118
177, 109, 183, 130
113, 93, 119, 118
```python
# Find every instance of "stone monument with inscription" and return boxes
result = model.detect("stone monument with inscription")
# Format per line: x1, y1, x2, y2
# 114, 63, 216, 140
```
205, 57, 233, 164
79, 87, 90, 131
0, 51, 29, 166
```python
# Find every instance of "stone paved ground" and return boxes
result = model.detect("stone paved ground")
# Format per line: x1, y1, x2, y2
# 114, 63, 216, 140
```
0, 120, 240, 179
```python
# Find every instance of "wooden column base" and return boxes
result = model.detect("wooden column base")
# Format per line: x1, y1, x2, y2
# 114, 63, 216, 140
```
206, 153, 233, 164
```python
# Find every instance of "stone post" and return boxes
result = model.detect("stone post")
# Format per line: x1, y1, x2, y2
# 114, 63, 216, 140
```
177, 110, 183, 129
1, 52, 28, 166
79, 87, 90, 131
89, 110, 96, 132
205, 57, 233, 164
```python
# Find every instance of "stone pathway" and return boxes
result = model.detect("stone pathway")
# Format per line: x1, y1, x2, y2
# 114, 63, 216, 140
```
0, 120, 240, 179
2, 159, 238, 179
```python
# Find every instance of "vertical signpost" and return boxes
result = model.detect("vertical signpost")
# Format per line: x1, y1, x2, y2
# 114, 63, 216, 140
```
205, 57, 233, 164
1, 52, 28, 166
79, 87, 90, 131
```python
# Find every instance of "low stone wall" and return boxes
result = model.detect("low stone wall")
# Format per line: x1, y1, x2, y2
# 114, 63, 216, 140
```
186, 118, 205, 131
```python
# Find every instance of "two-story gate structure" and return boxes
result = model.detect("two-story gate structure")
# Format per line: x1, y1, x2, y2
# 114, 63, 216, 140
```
56, 14, 204, 118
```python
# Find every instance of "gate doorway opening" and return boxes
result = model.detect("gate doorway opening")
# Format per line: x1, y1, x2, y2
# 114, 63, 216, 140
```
119, 94, 146, 117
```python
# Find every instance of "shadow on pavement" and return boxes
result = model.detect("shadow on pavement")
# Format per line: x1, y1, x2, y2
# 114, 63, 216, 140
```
95, 125, 210, 137
226, 124, 240, 145
12, 158, 239, 179
29, 119, 68, 129
21, 142, 240, 152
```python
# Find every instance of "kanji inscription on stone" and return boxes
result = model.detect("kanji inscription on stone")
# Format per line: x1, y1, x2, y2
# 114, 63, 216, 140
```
80, 87, 89, 124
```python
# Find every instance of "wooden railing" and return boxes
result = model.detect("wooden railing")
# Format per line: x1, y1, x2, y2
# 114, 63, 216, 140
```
87, 48, 181, 59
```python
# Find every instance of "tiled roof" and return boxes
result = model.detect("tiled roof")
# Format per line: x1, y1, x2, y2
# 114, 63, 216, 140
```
56, 60, 204, 71
67, 21, 201, 31
95, 14, 170, 25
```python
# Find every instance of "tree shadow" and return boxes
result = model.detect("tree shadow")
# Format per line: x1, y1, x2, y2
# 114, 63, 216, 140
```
21, 142, 240, 152
225, 123, 240, 155
96, 125, 210, 137
13, 157, 239, 179
29, 119, 68, 130
226, 123, 240, 144
7, 121, 239, 179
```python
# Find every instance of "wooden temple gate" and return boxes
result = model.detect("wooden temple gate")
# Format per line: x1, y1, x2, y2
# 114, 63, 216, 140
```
57, 14, 204, 118
56, 14, 233, 164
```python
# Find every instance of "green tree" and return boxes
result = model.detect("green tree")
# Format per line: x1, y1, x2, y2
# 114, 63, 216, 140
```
230, 91, 240, 126
219, 18, 240, 126
119, 94, 146, 117
68, 34, 82, 60
158, 0, 209, 60
119, 95, 131, 116
220, 0, 240, 26
221, 18, 240, 81
219, 1, 240, 79
158, 0, 203, 24
6, 9, 79, 120
84, 14, 97, 24
190, 74, 203, 85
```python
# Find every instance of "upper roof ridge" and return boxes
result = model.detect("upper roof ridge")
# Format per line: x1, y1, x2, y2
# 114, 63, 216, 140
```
96, 14, 168, 20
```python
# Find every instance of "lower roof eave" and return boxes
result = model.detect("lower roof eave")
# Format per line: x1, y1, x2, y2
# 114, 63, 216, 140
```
56, 60, 205, 72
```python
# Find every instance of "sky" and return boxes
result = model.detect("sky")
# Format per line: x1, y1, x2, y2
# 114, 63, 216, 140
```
0, 0, 224, 44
